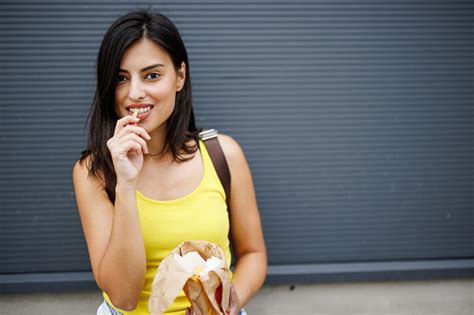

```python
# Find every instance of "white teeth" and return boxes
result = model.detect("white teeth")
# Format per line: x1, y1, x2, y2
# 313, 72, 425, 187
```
129, 106, 151, 114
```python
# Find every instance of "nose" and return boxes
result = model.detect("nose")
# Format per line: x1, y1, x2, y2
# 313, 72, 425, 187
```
128, 78, 146, 101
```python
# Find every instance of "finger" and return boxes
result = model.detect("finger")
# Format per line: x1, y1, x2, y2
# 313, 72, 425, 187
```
114, 115, 141, 134
121, 141, 143, 156
228, 284, 241, 315
119, 133, 149, 154
117, 125, 151, 141
118, 134, 149, 155
134, 135, 149, 154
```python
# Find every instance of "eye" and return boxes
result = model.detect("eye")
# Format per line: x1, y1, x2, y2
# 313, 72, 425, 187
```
146, 72, 161, 80
116, 74, 128, 83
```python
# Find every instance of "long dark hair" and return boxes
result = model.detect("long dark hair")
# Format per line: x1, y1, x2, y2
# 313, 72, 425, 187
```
80, 10, 199, 203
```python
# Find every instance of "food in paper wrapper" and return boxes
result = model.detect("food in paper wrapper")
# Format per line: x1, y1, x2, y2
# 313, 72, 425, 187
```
149, 240, 231, 315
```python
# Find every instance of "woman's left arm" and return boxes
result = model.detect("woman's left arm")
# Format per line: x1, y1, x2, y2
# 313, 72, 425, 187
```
219, 134, 268, 309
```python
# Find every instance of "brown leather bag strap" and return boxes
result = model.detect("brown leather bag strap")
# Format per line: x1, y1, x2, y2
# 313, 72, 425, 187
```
199, 129, 236, 267
199, 129, 231, 208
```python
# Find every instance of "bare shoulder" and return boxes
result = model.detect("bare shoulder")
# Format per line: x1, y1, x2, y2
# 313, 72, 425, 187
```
72, 157, 89, 185
217, 133, 246, 166
72, 155, 105, 195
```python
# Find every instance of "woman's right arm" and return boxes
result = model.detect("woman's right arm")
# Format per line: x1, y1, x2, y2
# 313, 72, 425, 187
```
72, 115, 150, 311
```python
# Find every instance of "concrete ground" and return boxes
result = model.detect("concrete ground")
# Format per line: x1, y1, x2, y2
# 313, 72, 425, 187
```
0, 279, 473, 315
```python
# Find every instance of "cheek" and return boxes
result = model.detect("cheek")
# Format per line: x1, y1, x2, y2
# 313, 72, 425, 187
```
150, 83, 178, 108
115, 86, 126, 101
152, 80, 176, 98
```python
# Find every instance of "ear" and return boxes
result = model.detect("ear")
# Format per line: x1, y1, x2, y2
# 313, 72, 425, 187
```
177, 62, 186, 92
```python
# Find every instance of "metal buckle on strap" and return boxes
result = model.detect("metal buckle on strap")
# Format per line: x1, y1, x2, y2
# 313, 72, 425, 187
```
199, 129, 218, 141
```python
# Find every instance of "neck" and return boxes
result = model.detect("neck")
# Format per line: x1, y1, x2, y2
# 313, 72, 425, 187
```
145, 125, 168, 160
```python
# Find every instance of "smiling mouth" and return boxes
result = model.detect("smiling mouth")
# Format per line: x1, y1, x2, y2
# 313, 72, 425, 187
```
126, 105, 154, 115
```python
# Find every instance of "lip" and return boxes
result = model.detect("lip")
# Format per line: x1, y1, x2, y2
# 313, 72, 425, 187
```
126, 104, 154, 121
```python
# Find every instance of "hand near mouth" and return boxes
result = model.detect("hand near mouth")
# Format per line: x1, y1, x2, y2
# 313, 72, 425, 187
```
127, 109, 140, 126
107, 115, 151, 185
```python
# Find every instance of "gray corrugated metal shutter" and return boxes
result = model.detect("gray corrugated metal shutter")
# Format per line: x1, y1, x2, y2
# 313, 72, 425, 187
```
1, 1, 473, 291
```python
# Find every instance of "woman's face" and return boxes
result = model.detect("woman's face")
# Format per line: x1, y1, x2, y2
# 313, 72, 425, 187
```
114, 38, 185, 135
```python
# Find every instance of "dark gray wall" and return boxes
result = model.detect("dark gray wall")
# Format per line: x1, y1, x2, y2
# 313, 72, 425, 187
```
1, 0, 473, 292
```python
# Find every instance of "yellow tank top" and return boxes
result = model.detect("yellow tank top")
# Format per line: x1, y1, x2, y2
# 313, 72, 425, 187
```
103, 139, 231, 315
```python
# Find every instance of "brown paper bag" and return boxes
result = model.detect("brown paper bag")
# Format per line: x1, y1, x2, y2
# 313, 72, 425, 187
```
149, 240, 231, 315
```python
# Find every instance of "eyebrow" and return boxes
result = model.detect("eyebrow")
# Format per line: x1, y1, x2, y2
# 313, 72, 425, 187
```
119, 63, 165, 73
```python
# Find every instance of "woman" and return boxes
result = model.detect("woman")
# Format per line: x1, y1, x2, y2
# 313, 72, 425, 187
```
72, 9, 267, 315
